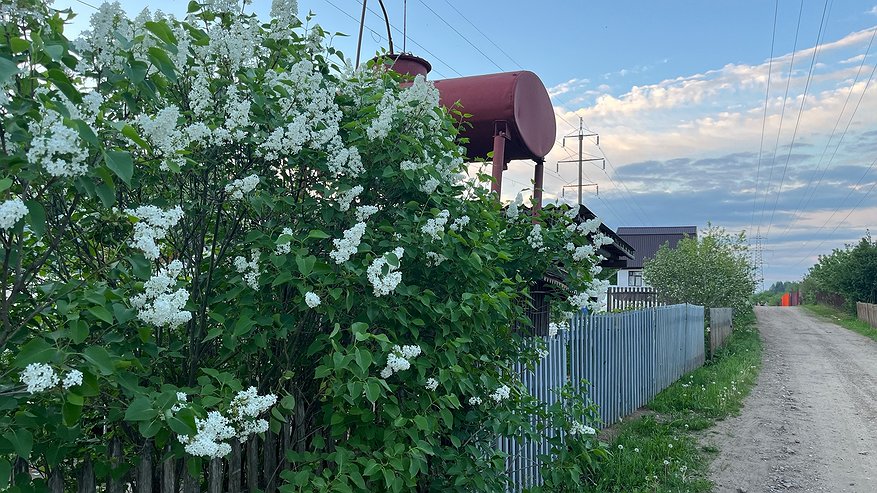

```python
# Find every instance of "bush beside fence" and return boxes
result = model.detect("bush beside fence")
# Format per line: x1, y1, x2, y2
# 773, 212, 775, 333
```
857, 302, 877, 329
709, 308, 734, 355
500, 304, 705, 491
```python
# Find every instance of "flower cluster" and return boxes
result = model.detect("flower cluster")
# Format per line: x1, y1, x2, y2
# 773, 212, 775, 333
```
134, 106, 188, 171
425, 378, 439, 391
233, 250, 260, 289
380, 344, 421, 379
19, 363, 82, 394
126, 205, 184, 260
275, 227, 294, 255
225, 174, 259, 200
177, 387, 277, 458
0, 198, 28, 230
468, 396, 483, 406
425, 252, 447, 267
572, 244, 595, 262
130, 260, 193, 328
449, 215, 470, 232
304, 291, 321, 308
366, 75, 440, 141
506, 193, 524, 222
27, 107, 89, 178
355, 205, 378, 222
421, 210, 450, 240
527, 224, 546, 252
489, 385, 511, 403
330, 222, 366, 264
337, 186, 363, 212
547, 320, 570, 338
568, 421, 596, 436
367, 247, 404, 296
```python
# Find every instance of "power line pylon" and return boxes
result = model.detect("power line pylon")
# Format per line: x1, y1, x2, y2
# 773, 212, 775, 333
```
556, 117, 604, 205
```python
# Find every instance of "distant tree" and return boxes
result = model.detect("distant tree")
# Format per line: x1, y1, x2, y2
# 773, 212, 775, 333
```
643, 226, 756, 313
803, 233, 877, 310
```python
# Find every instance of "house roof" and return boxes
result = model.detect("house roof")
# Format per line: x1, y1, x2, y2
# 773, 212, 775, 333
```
616, 226, 697, 269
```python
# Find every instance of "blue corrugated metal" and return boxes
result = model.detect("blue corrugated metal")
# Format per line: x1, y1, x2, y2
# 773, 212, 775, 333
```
500, 304, 706, 492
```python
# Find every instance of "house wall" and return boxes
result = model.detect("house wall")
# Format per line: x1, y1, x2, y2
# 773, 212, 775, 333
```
616, 268, 646, 287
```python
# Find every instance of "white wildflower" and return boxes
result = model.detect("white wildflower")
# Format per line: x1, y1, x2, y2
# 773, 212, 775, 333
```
0, 198, 29, 230
62, 369, 83, 389
20, 363, 59, 393
329, 222, 366, 264
225, 174, 259, 200
130, 260, 192, 328
304, 291, 320, 308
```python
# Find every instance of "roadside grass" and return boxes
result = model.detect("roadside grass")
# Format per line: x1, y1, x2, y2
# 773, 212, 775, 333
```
802, 303, 877, 343
592, 311, 763, 492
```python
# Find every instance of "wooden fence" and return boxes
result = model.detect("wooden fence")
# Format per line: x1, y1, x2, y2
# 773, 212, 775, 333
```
708, 308, 733, 355
606, 286, 664, 312
857, 302, 877, 329
500, 304, 706, 490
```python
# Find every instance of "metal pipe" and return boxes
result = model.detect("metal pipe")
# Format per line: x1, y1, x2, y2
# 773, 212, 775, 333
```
492, 124, 508, 196
533, 159, 544, 214
355, 0, 368, 67
377, 0, 394, 54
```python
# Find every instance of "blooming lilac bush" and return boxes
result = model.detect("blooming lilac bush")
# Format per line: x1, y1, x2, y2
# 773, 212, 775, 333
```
0, 0, 607, 490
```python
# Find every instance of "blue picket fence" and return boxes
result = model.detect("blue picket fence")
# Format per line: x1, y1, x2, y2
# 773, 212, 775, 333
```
500, 304, 706, 491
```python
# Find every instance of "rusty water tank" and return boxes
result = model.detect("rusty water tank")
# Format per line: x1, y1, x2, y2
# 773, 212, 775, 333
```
433, 71, 556, 162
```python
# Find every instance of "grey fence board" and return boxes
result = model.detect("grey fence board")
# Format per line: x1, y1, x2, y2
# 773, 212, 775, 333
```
502, 304, 706, 492
857, 302, 877, 329
709, 308, 733, 355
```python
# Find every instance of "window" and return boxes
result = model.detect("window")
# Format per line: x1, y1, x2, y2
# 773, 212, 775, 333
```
628, 270, 643, 287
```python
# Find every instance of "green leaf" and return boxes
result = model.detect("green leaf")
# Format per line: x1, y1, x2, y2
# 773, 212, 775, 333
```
13, 338, 55, 367
0, 178, 12, 193
307, 229, 330, 239
87, 305, 114, 324
280, 394, 296, 410
46, 68, 81, 103
104, 151, 134, 185
24, 200, 45, 237
0, 458, 10, 490
62, 400, 83, 426
144, 21, 178, 45
168, 415, 196, 436
43, 43, 64, 61
83, 346, 115, 375
8, 37, 29, 53
295, 255, 316, 277
3, 429, 32, 458
74, 120, 100, 147
147, 46, 178, 81
124, 396, 155, 421
365, 380, 381, 403
96, 183, 116, 207
0, 56, 19, 85
363, 460, 380, 477
271, 271, 293, 287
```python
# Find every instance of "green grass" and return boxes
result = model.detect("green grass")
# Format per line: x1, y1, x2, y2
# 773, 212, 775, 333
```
592, 312, 763, 492
802, 303, 877, 342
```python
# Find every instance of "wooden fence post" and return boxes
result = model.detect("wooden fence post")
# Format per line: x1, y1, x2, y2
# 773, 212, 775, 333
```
229, 440, 243, 493
246, 436, 259, 492
107, 437, 124, 493
137, 439, 153, 493
78, 459, 96, 493
208, 457, 224, 493
161, 447, 176, 493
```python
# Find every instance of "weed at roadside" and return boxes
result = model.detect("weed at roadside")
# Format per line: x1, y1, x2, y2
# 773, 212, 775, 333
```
802, 304, 877, 342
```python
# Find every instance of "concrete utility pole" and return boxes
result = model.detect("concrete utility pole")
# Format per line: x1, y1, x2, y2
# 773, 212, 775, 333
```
557, 117, 603, 205
752, 234, 765, 291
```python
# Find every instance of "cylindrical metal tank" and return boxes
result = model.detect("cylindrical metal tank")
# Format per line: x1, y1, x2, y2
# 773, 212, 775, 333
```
433, 71, 556, 162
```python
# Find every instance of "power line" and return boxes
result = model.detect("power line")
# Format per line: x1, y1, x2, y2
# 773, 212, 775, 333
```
756, 0, 805, 235
778, 26, 877, 239
764, 0, 832, 239
749, 0, 779, 236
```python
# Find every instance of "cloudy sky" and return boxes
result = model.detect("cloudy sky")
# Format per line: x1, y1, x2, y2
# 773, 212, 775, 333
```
56, 0, 877, 286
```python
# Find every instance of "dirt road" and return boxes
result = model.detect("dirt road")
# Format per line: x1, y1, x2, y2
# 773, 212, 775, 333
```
705, 306, 877, 493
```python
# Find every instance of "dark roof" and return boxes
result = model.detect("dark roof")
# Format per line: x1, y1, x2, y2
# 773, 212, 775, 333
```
617, 226, 697, 269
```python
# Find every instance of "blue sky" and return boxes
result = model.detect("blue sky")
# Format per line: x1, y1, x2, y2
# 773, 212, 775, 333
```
55, 0, 877, 287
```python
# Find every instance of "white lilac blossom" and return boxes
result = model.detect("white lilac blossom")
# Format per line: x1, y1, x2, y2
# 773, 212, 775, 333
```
0, 198, 28, 230
233, 250, 260, 289
425, 378, 439, 391
134, 106, 189, 171
329, 222, 366, 264
489, 385, 511, 403
275, 227, 294, 255
577, 218, 602, 235
62, 369, 83, 389
327, 146, 364, 177
506, 193, 523, 221
20, 363, 59, 393
337, 186, 363, 212
468, 396, 483, 406
547, 320, 569, 338
573, 244, 595, 262
125, 205, 184, 260
592, 232, 613, 247
419, 177, 440, 194
449, 215, 469, 232
27, 108, 89, 178
304, 291, 320, 308
380, 344, 421, 379
74, 1, 132, 73
178, 411, 235, 458
130, 260, 193, 328
537, 348, 549, 359
421, 210, 449, 240
366, 75, 440, 141
225, 174, 259, 200
355, 205, 378, 221
527, 224, 546, 252
367, 248, 404, 296
425, 252, 447, 267
171, 392, 187, 413
569, 421, 596, 436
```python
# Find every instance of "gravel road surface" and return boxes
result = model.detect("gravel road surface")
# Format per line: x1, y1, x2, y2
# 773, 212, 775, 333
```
705, 306, 877, 493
